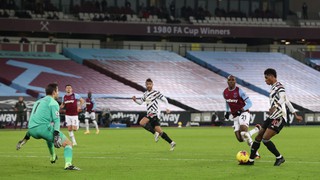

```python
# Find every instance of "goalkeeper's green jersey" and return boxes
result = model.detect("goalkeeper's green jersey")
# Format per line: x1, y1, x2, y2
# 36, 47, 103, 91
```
28, 96, 60, 131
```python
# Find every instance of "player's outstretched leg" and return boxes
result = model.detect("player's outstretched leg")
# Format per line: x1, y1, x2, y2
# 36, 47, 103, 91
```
154, 132, 160, 142
84, 119, 90, 134
156, 127, 176, 151
60, 132, 80, 170
47, 141, 57, 163
68, 130, 77, 146
141, 122, 155, 134
16, 132, 30, 150
92, 120, 99, 134
248, 124, 261, 137
240, 131, 260, 159
160, 131, 175, 151
262, 139, 284, 166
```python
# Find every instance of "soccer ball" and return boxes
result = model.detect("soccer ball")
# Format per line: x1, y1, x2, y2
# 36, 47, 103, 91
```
236, 150, 249, 163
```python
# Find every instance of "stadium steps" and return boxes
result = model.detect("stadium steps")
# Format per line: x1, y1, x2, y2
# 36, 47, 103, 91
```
0, 51, 182, 111
63, 48, 270, 112
186, 51, 320, 112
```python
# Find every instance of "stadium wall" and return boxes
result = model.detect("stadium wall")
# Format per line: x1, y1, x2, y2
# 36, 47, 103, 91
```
0, 37, 101, 53
0, 110, 315, 129
105, 41, 247, 56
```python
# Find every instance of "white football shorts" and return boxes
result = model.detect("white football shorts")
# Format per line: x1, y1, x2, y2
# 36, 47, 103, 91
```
85, 112, 96, 121
65, 115, 79, 127
233, 111, 250, 132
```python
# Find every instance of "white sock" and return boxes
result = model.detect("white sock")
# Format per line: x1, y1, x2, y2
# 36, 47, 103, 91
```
85, 119, 89, 131
240, 131, 253, 147
249, 127, 259, 137
69, 131, 76, 143
256, 151, 260, 156
93, 120, 99, 131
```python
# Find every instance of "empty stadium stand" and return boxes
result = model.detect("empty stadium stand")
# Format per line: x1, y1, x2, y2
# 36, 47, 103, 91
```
186, 51, 320, 112
190, 16, 288, 27
0, 51, 184, 111
63, 48, 270, 112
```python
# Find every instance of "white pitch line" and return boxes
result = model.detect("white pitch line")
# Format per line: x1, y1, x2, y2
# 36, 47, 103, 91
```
0, 154, 319, 164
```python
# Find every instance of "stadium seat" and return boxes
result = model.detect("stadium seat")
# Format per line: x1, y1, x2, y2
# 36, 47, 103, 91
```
186, 51, 320, 112
63, 48, 270, 112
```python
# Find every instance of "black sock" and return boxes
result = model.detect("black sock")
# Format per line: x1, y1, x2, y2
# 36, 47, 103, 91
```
249, 140, 261, 159
142, 123, 155, 134
24, 132, 30, 140
263, 139, 281, 157
160, 132, 173, 144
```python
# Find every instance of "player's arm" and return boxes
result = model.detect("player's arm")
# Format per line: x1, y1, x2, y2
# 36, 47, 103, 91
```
75, 94, 85, 111
159, 93, 170, 114
14, 102, 18, 111
51, 102, 62, 148
92, 98, 97, 111
285, 96, 303, 122
50, 103, 61, 132
59, 97, 65, 109
223, 92, 231, 119
132, 95, 144, 105
23, 102, 27, 111
239, 88, 252, 111
79, 97, 85, 107
224, 102, 231, 119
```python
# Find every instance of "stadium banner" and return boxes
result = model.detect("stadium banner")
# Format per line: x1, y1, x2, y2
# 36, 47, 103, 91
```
0, 110, 309, 128
0, 111, 30, 128
0, 19, 320, 39
215, 111, 306, 126
108, 111, 190, 126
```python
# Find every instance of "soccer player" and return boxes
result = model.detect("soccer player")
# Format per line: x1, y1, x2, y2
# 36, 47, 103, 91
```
16, 83, 80, 170
84, 91, 100, 134
60, 84, 85, 146
132, 78, 176, 151
223, 75, 261, 158
241, 68, 303, 166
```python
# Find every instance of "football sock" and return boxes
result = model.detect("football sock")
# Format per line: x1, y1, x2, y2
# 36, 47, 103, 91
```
249, 140, 261, 160
246, 135, 253, 147
142, 123, 155, 134
85, 119, 89, 131
263, 139, 281, 157
68, 131, 76, 143
249, 127, 259, 136
240, 131, 253, 147
64, 145, 73, 167
160, 132, 173, 144
93, 120, 99, 131
46, 141, 55, 158
24, 132, 31, 140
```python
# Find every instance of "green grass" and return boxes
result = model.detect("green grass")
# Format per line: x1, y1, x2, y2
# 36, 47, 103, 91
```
0, 126, 319, 180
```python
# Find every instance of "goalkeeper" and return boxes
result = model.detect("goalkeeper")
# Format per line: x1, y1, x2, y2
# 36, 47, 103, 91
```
16, 83, 80, 170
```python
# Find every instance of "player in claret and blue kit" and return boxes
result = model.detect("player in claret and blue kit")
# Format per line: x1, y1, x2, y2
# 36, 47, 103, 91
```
223, 75, 261, 158
84, 91, 100, 134
60, 84, 85, 146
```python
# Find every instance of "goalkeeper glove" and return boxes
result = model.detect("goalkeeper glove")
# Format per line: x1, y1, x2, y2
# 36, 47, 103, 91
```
53, 130, 62, 148
224, 112, 230, 119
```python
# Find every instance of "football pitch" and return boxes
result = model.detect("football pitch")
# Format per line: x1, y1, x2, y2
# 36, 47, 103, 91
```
0, 126, 319, 180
